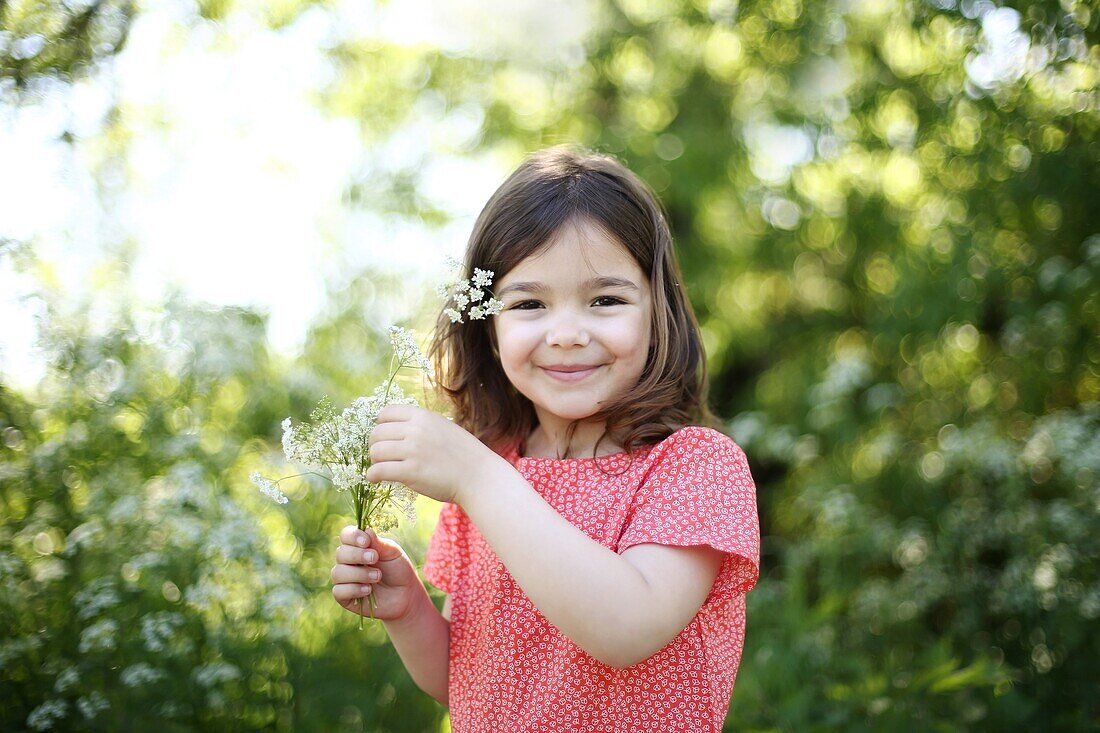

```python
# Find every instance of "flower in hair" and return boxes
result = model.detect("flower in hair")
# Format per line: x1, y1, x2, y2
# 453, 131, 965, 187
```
439, 256, 504, 323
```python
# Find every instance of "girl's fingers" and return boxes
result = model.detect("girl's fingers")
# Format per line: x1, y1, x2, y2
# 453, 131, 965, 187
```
364, 460, 404, 485
330, 563, 381, 585
337, 545, 378, 565
367, 422, 401, 447
340, 525, 375, 547
332, 582, 372, 605
376, 404, 417, 424
367, 439, 404, 464
336, 526, 404, 562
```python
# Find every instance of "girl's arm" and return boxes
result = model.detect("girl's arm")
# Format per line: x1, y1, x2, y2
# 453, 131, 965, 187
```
460, 461, 723, 669
332, 526, 450, 704
362, 406, 726, 669
382, 586, 450, 705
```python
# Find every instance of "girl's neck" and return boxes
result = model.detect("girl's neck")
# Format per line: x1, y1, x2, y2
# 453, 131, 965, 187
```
522, 422, 621, 459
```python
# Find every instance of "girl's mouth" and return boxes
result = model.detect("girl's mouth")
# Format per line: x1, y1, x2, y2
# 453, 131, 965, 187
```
541, 365, 602, 382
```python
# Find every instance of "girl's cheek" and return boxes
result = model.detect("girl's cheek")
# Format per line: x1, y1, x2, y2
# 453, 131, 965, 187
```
500, 322, 540, 347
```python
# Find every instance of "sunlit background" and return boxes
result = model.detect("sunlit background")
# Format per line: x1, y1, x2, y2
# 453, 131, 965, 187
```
1, 0, 598, 388
1, 0, 1097, 730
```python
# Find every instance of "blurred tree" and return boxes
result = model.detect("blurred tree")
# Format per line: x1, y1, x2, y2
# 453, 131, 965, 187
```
0, 0, 136, 99
3, 0, 1097, 730
0, 268, 444, 731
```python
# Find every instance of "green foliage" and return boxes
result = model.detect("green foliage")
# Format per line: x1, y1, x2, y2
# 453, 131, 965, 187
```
0, 291, 445, 731
0, 0, 135, 98
2, 0, 1097, 730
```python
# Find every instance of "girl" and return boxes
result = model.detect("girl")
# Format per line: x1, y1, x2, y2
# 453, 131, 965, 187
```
330, 144, 760, 732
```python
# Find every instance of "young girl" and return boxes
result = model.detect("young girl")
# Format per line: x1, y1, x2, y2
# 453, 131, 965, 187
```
330, 144, 760, 732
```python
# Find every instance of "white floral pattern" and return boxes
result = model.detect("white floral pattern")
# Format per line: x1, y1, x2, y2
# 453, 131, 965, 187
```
423, 426, 761, 733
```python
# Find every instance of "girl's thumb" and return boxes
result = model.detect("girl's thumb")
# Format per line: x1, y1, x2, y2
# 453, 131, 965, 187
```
364, 528, 403, 561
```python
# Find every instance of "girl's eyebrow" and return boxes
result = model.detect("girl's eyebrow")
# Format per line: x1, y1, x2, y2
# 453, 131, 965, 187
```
497, 276, 640, 298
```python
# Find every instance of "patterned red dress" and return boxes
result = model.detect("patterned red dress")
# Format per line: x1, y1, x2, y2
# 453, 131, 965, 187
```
422, 425, 761, 733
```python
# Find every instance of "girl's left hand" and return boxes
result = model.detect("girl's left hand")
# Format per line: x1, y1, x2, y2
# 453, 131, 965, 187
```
365, 404, 503, 505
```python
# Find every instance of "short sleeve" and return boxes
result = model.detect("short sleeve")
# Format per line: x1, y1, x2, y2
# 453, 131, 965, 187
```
422, 502, 459, 594
618, 427, 761, 596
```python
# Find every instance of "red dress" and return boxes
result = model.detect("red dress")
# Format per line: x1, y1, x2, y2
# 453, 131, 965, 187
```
423, 425, 761, 733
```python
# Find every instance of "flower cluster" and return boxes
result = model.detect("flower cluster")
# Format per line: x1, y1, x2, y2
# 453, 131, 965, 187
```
437, 256, 505, 323
388, 325, 434, 377
271, 383, 419, 531
250, 324, 434, 627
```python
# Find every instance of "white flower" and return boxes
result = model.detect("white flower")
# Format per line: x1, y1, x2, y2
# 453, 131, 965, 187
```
330, 463, 362, 491
53, 667, 79, 693
193, 661, 242, 688
73, 577, 120, 620
121, 662, 167, 688
439, 260, 501, 322
140, 611, 184, 653
184, 574, 231, 612
250, 472, 289, 504
387, 325, 433, 377
76, 692, 109, 720
78, 619, 118, 653
472, 267, 494, 289
27, 700, 68, 731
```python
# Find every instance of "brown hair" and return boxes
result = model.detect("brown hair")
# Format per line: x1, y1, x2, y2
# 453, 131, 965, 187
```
426, 143, 721, 467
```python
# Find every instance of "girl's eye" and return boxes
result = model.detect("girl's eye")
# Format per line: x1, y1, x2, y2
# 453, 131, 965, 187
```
511, 300, 542, 310
593, 296, 625, 307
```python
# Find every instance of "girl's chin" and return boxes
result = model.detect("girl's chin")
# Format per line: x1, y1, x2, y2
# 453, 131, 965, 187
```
534, 405, 602, 423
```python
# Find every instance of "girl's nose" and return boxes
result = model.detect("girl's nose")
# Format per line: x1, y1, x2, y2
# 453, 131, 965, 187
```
545, 318, 590, 348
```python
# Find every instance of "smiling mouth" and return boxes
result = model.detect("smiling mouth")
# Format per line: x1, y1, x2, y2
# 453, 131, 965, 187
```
541, 365, 603, 382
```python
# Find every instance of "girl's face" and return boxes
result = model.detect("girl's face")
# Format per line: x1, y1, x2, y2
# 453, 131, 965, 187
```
492, 218, 652, 438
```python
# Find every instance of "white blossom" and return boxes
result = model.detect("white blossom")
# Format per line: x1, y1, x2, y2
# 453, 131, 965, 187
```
78, 619, 118, 653
140, 611, 184, 653
53, 667, 79, 693
184, 574, 231, 612
250, 472, 289, 504
439, 261, 502, 321
73, 577, 120, 620
121, 662, 167, 687
472, 267, 494, 289
387, 325, 433, 377
27, 700, 68, 731
193, 661, 242, 688
76, 692, 109, 720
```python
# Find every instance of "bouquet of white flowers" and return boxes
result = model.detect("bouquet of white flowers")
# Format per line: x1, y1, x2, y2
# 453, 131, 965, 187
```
251, 326, 432, 627
252, 260, 503, 628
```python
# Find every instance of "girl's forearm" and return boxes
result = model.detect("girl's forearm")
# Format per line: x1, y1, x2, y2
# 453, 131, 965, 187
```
382, 586, 449, 705
459, 460, 652, 669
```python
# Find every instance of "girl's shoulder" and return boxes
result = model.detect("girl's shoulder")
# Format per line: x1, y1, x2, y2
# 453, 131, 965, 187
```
651, 420, 748, 453
647, 425, 747, 466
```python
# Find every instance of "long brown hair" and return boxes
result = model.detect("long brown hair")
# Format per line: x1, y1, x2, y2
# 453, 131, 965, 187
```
426, 143, 721, 465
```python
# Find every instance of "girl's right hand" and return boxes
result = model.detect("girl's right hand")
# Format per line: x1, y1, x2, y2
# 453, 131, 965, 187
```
331, 525, 421, 623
